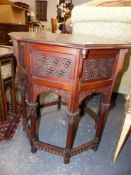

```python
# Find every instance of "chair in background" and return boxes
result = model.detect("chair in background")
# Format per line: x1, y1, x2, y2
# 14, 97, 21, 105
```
113, 88, 131, 162
0, 45, 16, 122
50, 18, 57, 33
0, 45, 22, 141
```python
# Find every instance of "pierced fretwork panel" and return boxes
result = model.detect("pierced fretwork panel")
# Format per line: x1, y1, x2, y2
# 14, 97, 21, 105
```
31, 50, 74, 81
82, 57, 115, 81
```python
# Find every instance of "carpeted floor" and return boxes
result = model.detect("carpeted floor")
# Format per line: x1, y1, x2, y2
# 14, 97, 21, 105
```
0, 94, 131, 175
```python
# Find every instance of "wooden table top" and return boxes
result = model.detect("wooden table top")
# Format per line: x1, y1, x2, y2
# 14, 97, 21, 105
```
9, 32, 131, 49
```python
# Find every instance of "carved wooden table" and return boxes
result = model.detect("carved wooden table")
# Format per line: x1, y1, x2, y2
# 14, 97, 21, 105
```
9, 32, 130, 163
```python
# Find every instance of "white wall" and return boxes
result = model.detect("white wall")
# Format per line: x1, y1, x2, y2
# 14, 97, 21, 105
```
46, 0, 58, 28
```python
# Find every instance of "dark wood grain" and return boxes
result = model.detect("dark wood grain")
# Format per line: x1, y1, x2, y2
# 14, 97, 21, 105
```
0, 23, 28, 45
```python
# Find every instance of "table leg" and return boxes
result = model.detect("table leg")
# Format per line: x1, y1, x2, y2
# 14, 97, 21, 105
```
36, 95, 41, 141
64, 109, 80, 164
18, 84, 26, 130
10, 79, 16, 114
27, 102, 38, 153
80, 98, 86, 116
57, 96, 62, 110
94, 93, 110, 151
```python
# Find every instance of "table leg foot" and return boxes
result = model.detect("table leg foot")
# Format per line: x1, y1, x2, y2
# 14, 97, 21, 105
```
91, 137, 100, 151
91, 144, 98, 152
31, 147, 37, 153
64, 156, 70, 164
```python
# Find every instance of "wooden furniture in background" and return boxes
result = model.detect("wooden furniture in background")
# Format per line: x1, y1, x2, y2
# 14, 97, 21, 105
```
0, 45, 16, 123
0, 45, 22, 142
0, 23, 28, 45
10, 32, 130, 164
113, 89, 131, 162
51, 18, 58, 33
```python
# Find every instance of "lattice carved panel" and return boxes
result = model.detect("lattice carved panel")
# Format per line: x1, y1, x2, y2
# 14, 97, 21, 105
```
82, 57, 115, 81
31, 50, 73, 80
